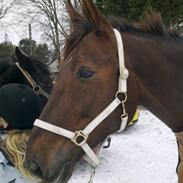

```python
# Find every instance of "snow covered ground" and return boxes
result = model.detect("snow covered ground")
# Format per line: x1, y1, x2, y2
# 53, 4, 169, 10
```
0, 110, 178, 183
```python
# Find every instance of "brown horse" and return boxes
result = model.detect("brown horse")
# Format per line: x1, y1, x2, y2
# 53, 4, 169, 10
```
25, 0, 183, 182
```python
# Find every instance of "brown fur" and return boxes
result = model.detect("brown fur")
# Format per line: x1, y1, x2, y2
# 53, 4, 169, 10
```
25, 1, 183, 182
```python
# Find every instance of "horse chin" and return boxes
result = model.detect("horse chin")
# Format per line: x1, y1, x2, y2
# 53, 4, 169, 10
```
50, 145, 102, 183
43, 162, 74, 183
39, 141, 105, 183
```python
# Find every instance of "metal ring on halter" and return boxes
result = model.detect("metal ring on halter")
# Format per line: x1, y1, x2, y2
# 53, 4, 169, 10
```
103, 137, 111, 149
115, 91, 127, 103
33, 85, 41, 95
71, 130, 88, 147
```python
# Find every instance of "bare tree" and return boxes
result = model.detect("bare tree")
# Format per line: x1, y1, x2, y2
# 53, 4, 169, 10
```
0, 0, 81, 62
22, 0, 68, 61
0, 0, 16, 19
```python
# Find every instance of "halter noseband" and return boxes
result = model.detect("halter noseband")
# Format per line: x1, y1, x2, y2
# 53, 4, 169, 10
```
34, 29, 129, 167
15, 62, 49, 99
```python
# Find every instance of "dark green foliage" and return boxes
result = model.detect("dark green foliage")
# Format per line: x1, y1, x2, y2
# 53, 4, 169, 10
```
18, 39, 37, 56
18, 38, 55, 64
0, 42, 14, 62
96, 0, 183, 26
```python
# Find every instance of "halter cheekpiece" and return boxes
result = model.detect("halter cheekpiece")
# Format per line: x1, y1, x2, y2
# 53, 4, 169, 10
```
15, 62, 49, 98
33, 29, 129, 167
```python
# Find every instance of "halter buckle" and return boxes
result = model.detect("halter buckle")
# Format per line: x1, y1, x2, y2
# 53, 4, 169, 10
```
71, 130, 88, 147
121, 113, 128, 119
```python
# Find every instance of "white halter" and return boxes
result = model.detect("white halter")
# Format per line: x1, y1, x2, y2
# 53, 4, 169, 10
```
34, 29, 129, 167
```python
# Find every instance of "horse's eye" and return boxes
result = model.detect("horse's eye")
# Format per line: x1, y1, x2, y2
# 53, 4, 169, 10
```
79, 69, 94, 79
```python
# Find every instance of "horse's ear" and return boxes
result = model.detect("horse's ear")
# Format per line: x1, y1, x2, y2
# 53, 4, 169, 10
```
81, 0, 113, 35
66, 0, 82, 20
66, 0, 84, 30
15, 47, 38, 72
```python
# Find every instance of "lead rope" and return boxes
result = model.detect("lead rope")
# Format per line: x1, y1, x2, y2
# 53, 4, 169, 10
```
87, 136, 111, 183
88, 165, 96, 183
15, 63, 49, 99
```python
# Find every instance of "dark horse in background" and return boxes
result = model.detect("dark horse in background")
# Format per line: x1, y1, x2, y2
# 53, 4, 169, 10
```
0, 47, 52, 91
0, 47, 53, 129
25, 0, 183, 182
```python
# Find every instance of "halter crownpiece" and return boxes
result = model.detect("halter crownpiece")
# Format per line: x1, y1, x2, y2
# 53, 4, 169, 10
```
33, 28, 129, 167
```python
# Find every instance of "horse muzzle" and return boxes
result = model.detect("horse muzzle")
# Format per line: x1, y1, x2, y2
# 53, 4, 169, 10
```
25, 154, 74, 183
25, 127, 78, 183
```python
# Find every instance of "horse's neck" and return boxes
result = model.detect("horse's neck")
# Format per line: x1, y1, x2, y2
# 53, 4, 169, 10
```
125, 33, 183, 132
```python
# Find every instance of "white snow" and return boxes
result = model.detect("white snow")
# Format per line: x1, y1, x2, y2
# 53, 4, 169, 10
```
0, 110, 178, 183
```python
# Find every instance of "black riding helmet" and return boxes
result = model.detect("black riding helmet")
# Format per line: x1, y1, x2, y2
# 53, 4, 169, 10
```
0, 83, 44, 130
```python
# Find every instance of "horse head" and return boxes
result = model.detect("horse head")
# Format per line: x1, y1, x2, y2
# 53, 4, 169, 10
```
25, 1, 138, 182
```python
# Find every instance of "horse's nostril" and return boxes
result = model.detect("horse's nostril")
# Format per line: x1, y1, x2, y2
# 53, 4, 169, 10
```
29, 160, 38, 172
28, 160, 43, 178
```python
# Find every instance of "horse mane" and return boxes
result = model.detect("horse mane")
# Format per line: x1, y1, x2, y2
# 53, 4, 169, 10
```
64, 8, 179, 60
109, 12, 179, 37
64, 20, 92, 60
